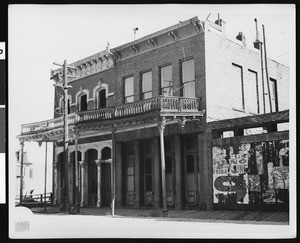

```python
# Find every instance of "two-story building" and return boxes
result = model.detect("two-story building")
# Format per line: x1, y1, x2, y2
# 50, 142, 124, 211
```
17, 16, 289, 212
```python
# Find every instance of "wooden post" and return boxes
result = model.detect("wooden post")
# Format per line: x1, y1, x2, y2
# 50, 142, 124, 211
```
96, 160, 101, 207
111, 126, 116, 216
74, 129, 80, 212
174, 135, 182, 209
153, 138, 160, 209
79, 160, 85, 207
44, 141, 48, 211
115, 142, 122, 207
19, 141, 24, 204
158, 117, 168, 217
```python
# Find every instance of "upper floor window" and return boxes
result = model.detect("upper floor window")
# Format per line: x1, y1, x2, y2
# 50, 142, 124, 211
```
182, 59, 195, 97
124, 76, 134, 103
160, 65, 173, 96
246, 70, 259, 113
231, 63, 244, 110
270, 78, 278, 112
79, 94, 87, 111
98, 89, 106, 108
141, 71, 152, 100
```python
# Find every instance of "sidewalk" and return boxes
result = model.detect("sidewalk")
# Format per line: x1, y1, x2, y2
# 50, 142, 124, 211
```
30, 206, 289, 225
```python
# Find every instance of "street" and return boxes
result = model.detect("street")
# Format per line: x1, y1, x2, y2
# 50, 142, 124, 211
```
11, 213, 292, 239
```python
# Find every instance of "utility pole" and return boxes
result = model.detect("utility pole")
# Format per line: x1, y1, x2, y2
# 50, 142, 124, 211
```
262, 25, 273, 113
51, 60, 75, 213
254, 18, 265, 114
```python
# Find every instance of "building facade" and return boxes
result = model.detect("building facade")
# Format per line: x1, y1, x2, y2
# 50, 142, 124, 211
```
17, 16, 289, 211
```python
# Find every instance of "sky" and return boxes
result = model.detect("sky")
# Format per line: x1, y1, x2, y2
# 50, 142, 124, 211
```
8, 4, 295, 197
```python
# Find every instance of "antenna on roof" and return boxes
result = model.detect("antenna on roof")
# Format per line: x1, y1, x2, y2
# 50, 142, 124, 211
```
133, 27, 138, 40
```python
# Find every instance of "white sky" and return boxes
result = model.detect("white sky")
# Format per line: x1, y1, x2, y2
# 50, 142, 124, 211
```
8, 4, 295, 193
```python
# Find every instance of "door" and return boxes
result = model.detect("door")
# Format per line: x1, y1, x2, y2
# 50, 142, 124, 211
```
101, 163, 111, 207
87, 149, 98, 206
184, 136, 199, 207
144, 157, 153, 207
166, 156, 175, 207
165, 138, 175, 208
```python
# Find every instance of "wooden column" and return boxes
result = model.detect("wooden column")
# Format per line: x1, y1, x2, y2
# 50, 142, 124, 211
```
115, 142, 122, 208
19, 141, 24, 204
53, 162, 58, 205
158, 117, 168, 217
95, 160, 101, 207
174, 135, 182, 209
74, 130, 80, 208
198, 131, 213, 210
79, 160, 85, 207
134, 140, 140, 208
68, 152, 72, 205
153, 137, 160, 209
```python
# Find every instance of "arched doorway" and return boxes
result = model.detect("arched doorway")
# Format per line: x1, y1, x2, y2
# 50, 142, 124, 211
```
86, 149, 98, 206
101, 147, 111, 207
70, 151, 82, 204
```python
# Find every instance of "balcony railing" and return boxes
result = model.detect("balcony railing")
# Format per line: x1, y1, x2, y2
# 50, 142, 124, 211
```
20, 96, 201, 135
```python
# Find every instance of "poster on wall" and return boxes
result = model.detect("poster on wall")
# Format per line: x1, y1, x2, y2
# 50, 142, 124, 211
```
212, 139, 289, 210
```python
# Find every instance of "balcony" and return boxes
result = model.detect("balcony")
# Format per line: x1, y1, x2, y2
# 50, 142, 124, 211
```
20, 96, 203, 137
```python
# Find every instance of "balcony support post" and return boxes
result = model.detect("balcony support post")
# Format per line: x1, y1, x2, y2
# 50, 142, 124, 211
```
79, 160, 85, 207
19, 141, 25, 205
158, 116, 168, 217
95, 160, 102, 207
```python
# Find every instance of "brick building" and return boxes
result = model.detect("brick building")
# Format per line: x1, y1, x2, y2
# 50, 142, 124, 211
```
17, 16, 289, 211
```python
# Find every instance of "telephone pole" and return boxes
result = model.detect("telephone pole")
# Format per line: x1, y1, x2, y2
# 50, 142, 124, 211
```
51, 59, 75, 213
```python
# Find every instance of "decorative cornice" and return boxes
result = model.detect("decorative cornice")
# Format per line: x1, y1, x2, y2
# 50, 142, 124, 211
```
148, 38, 157, 49
130, 45, 139, 54
168, 31, 178, 42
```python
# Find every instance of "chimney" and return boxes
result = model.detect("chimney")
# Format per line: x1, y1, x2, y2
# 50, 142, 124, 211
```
236, 32, 246, 47
214, 17, 226, 35
253, 18, 261, 50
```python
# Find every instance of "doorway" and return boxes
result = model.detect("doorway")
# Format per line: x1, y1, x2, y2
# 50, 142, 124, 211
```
101, 163, 111, 207
87, 149, 98, 206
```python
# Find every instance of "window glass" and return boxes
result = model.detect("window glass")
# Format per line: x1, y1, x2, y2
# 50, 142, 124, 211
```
145, 141, 153, 154
270, 78, 278, 112
145, 158, 152, 174
231, 64, 243, 109
245, 70, 259, 113
161, 65, 173, 96
80, 94, 87, 111
127, 143, 135, 156
182, 59, 195, 97
99, 89, 106, 108
124, 77, 134, 103
166, 157, 173, 173
142, 71, 152, 99
186, 155, 195, 173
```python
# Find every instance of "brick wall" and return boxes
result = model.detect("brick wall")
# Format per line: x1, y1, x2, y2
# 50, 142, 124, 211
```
114, 33, 206, 106
205, 30, 289, 122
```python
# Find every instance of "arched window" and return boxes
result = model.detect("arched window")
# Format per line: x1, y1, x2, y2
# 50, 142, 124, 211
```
79, 94, 87, 111
102, 147, 111, 160
98, 89, 107, 108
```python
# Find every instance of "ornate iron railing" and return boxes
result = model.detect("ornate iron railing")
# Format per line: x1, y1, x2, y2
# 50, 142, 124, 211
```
20, 96, 201, 135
